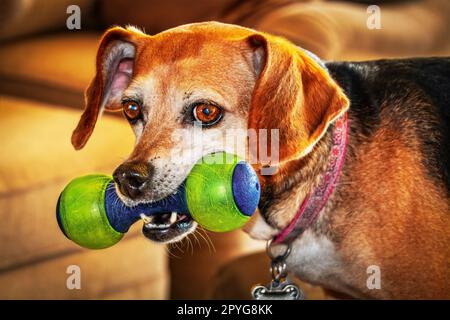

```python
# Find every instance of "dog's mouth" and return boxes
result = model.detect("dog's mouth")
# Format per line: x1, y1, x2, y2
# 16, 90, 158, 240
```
141, 211, 196, 243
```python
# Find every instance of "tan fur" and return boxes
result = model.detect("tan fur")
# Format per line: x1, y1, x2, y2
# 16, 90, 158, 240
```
333, 126, 450, 298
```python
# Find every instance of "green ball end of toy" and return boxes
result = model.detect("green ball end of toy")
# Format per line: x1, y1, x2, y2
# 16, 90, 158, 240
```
185, 153, 251, 232
57, 174, 123, 249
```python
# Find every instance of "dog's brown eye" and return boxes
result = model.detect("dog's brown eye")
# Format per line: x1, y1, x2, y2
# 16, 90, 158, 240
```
193, 104, 222, 125
123, 100, 142, 120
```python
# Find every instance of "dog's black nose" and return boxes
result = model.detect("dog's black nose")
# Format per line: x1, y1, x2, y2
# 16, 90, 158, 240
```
113, 162, 153, 199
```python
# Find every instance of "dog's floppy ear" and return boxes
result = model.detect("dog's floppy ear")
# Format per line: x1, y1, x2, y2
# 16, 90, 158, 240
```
72, 26, 146, 150
247, 33, 349, 165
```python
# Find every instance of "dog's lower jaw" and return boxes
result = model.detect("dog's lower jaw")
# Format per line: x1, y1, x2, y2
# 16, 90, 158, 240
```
142, 219, 197, 243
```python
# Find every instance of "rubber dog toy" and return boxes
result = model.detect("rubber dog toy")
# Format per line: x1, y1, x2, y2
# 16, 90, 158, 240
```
56, 152, 260, 249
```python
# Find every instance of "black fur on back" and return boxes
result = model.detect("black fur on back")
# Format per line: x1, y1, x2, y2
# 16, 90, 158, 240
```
326, 57, 450, 195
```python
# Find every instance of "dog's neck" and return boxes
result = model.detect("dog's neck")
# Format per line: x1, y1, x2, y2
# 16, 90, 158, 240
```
275, 114, 348, 244
258, 118, 345, 236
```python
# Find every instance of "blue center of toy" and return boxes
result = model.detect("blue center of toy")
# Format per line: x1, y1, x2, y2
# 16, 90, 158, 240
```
104, 182, 189, 233
232, 162, 260, 216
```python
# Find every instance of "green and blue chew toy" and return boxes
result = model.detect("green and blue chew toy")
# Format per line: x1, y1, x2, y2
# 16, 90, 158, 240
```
56, 152, 260, 249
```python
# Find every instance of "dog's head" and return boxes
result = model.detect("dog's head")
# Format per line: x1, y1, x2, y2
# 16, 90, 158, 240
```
72, 22, 349, 243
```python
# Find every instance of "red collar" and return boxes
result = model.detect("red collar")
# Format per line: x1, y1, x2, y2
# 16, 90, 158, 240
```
273, 112, 349, 244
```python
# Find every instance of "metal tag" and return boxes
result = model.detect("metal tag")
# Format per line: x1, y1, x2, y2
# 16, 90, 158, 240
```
252, 240, 305, 300
252, 277, 304, 300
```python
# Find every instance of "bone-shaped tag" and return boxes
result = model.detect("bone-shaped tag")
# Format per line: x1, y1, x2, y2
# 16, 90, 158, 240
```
252, 278, 304, 300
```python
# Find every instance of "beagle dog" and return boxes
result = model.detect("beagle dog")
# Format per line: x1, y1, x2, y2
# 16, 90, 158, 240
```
72, 22, 450, 299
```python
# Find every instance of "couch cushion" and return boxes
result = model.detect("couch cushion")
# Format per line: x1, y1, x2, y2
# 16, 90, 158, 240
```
100, 0, 233, 35
169, 229, 265, 299
0, 33, 99, 92
0, 95, 168, 299
0, 0, 94, 41
0, 95, 131, 193
0, 95, 137, 268
0, 236, 168, 299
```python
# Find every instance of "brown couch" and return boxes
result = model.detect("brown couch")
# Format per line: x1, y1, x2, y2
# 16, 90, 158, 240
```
0, 0, 168, 298
0, 94, 170, 299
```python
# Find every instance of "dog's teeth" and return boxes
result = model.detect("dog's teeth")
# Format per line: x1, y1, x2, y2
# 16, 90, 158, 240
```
140, 213, 152, 224
144, 223, 170, 229
170, 211, 177, 224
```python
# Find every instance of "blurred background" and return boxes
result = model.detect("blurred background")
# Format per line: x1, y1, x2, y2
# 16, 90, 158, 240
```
0, 0, 449, 300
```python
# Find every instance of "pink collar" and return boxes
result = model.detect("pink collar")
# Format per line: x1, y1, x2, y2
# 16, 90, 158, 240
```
273, 113, 349, 244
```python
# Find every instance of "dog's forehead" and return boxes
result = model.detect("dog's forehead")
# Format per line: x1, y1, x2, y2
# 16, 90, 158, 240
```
132, 24, 253, 75
127, 33, 255, 103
